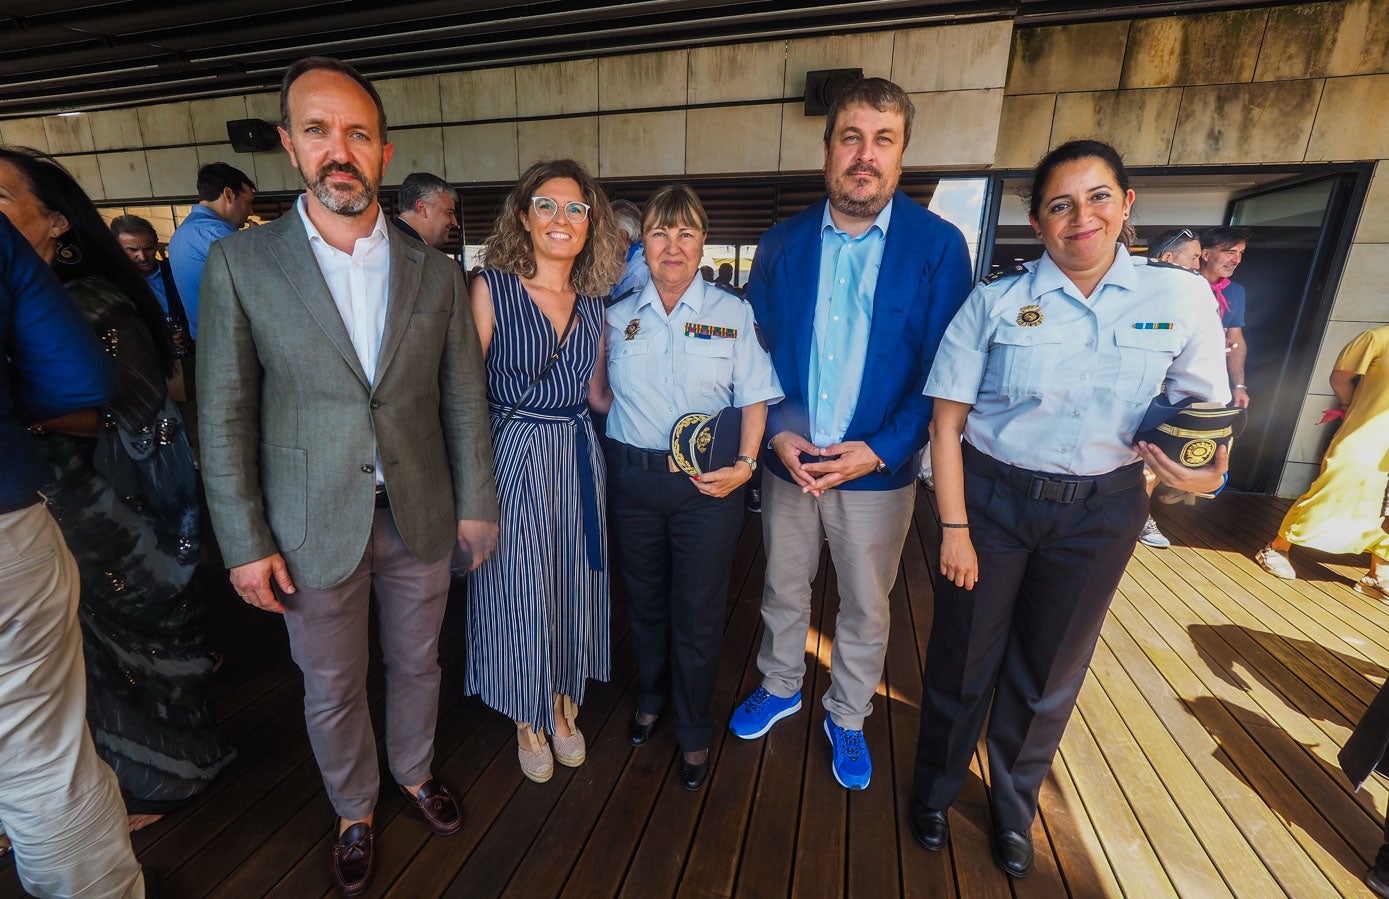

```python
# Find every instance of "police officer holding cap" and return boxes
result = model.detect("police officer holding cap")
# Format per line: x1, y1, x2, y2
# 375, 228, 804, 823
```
909, 139, 1229, 878
602, 183, 781, 791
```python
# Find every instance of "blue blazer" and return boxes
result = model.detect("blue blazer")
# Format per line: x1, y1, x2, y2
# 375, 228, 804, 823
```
747, 192, 971, 491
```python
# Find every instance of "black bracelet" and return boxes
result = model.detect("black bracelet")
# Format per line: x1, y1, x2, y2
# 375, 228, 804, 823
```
940, 522, 970, 529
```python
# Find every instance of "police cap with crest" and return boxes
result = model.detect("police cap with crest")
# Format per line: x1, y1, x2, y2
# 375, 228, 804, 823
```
669, 406, 742, 477
1134, 395, 1246, 468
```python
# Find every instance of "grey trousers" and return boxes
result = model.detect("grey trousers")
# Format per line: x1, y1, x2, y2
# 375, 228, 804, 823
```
0, 503, 144, 899
281, 506, 451, 821
756, 473, 916, 729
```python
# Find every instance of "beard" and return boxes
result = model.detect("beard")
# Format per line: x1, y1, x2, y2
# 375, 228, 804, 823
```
825, 162, 896, 220
302, 161, 377, 216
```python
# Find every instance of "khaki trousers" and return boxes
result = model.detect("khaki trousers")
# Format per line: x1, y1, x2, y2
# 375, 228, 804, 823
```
0, 503, 144, 899
280, 506, 451, 821
756, 474, 915, 729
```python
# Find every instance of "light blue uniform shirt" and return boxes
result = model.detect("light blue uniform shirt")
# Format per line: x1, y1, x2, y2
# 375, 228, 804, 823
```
924, 245, 1230, 476
808, 200, 891, 447
606, 277, 782, 450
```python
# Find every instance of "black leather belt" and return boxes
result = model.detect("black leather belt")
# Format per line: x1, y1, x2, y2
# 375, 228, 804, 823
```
962, 442, 1144, 504
0, 493, 41, 515
375, 488, 390, 508
606, 440, 680, 474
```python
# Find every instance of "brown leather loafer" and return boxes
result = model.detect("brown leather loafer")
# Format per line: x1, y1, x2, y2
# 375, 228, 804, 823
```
400, 778, 462, 835
329, 821, 373, 896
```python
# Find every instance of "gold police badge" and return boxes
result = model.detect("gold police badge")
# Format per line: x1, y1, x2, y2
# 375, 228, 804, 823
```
624, 318, 641, 341
1016, 304, 1043, 327
1180, 438, 1217, 468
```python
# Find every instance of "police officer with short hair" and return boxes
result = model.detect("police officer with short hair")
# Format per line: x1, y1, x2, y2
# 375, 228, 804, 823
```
602, 183, 781, 791
909, 140, 1230, 879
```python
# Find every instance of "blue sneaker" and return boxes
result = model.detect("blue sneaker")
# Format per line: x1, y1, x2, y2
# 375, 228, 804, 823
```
729, 687, 802, 739
824, 715, 871, 790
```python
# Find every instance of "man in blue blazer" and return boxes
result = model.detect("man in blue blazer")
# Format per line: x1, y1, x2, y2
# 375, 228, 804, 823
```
730, 77, 972, 790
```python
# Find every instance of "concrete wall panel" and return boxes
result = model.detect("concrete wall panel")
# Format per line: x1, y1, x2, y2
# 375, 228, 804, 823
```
440, 67, 517, 122
1306, 75, 1389, 161
599, 110, 685, 177
376, 75, 442, 127
444, 122, 519, 183
686, 105, 781, 175
517, 117, 599, 174
1329, 242, 1389, 322
189, 96, 250, 144
1169, 80, 1322, 165
994, 93, 1056, 169
516, 59, 598, 118
689, 41, 785, 105
43, 115, 95, 154
1005, 22, 1129, 95
62, 155, 105, 201
1121, 9, 1267, 88
1257, 0, 1389, 81
138, 102, 194, 147
1051, 88, 1182, 165
892, 22, 1012, 93
87, 109, 145, 152
784, 32, 895, 99
0, 118, 50, 153
145, 147, 202, 198
96, 150, 153, 201
778, 101, 826, 172
599, 51, 688, 111
1353, 162, 1389, 245
905, 89, 1003, 168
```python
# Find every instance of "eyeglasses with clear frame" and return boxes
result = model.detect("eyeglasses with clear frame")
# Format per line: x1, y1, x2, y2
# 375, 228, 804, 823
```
530, 196, 591, 224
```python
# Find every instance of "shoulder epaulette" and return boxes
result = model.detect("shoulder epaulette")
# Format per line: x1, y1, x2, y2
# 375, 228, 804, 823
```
981, 264, 1028, 286
711, 282, 745, 301
605, 285, 640, 308
1143, 258, 1201, 275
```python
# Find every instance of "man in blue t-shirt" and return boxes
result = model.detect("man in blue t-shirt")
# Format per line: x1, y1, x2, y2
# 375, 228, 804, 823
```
1200, 226, 1252, 409
168, 162, 255, 340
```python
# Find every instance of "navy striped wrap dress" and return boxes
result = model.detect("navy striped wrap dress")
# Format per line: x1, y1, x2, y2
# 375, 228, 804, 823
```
465, 270, 611, 731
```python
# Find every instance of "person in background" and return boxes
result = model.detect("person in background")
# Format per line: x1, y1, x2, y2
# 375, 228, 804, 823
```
605, 182, 781, 791
911, 139, 1228, 879
1135, 226, 1206, 550
0, 210, 145, 898
609, 198, 649, 302
1, 145, 235, 832
1255, 324, 1389, 597
730, 77, 971, 792
167, 161, 255, 341
1200, 225, 1253, 409
466, 158, 623, 783
392, 171, 458, 250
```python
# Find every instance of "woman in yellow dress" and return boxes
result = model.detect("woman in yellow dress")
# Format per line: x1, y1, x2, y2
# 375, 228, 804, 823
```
1256, 324, 1389, 597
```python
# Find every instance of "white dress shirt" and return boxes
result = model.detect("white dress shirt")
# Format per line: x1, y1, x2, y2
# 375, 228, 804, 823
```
296, 197, 391, 482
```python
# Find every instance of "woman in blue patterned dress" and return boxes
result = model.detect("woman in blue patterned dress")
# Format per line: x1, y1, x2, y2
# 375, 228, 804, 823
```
466, 159, 626, 782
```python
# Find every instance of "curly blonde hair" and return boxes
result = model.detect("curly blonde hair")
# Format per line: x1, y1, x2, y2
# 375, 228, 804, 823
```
481, 159, 626, 297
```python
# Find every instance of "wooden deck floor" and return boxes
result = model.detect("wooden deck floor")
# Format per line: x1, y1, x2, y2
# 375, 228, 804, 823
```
4, 490, 1387, 898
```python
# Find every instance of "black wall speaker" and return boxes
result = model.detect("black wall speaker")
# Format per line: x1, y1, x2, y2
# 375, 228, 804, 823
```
226, 118, 281, 153
803, 69, 863, 117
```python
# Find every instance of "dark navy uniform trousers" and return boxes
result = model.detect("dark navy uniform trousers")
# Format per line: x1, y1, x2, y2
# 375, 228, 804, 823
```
913, 442, 1148, 832
607, 441, 745, 753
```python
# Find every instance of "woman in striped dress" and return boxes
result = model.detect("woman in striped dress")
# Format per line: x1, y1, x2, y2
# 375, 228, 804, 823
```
466, 159, 626, 782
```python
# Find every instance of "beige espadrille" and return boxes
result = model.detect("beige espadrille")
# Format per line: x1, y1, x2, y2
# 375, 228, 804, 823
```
551, 695, 587, 767
517, 722, 553, 783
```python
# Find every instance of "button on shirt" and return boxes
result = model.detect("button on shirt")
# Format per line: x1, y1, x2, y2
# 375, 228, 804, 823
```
808, 200, 890, 447
605, 277, 782, 450
296, 197, 391, 483
924, 245, 1230, 476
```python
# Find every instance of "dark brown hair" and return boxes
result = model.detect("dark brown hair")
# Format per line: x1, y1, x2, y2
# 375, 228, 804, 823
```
822, 77, 915, 147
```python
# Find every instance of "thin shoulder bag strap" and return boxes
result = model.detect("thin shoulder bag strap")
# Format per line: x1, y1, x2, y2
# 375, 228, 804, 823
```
499, 296, 582, 426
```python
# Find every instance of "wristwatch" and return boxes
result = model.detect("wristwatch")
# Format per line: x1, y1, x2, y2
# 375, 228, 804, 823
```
737, 455, 758, 473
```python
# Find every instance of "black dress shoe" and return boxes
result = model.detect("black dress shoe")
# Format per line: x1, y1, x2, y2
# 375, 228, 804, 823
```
993, 828, 1033, 878
680, 754, 710, 791
909, 803, 949, 851
745, 488, 762, 513
629, 713, 659, 747
329, 821, 374, 896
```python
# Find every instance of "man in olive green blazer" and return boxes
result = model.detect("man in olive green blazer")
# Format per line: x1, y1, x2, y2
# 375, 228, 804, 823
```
197, 56, 497, 894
